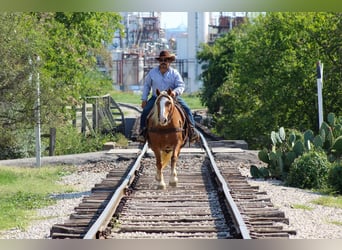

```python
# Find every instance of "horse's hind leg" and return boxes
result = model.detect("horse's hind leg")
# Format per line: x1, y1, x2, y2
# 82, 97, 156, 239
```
169, 154, 179, 187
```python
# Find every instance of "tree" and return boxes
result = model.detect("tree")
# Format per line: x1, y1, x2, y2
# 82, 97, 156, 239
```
197, 32, 236, 114
0, 12, 124, 159
198, 12, 342, 149
34, 12, 124, 102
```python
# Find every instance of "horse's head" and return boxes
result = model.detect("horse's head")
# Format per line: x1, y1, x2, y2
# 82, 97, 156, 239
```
154, 89, 175, 126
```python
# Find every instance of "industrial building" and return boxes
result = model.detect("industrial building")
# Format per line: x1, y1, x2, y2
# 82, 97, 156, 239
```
100, 12, 259, 93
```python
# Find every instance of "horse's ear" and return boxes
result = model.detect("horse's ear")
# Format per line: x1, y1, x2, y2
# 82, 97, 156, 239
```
156, 89, 160, 96
167, 88, 172, 96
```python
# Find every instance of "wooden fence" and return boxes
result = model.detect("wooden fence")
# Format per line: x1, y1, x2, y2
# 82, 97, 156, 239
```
72, 94, 125, 136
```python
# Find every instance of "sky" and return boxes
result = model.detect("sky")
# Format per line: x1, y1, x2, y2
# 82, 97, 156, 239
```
160, 12, 188, 29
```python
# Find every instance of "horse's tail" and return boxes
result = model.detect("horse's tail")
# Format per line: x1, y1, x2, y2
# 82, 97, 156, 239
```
161, 150, 173, 167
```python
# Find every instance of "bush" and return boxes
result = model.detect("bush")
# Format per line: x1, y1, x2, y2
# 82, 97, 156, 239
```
286, 151, 331, 189
328, 163, 342, 194
54, 125, 128, 155
54, 125, 85, 155
0, 128, 34, 160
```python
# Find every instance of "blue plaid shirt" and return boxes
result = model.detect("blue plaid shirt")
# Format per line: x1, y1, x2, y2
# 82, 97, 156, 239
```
141, 66, 185, 101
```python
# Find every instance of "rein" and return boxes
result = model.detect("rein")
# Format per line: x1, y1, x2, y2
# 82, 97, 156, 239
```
148, 127, 184, 133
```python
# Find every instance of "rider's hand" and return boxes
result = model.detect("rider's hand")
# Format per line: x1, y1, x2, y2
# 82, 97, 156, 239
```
170, 91, 176, 98
141, 100, 147, 108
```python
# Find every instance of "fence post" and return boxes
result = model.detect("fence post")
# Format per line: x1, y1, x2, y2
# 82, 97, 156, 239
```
81, 101, 86, 135
93, 99, 99, 132
72, 105, 76, 128
49, 128, 56, 156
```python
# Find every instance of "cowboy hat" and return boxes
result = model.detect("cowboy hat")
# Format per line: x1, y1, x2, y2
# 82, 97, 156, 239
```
155, 50, 176, 62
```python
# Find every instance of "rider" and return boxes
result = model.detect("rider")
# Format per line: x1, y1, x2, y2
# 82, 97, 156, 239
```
137, 50, 199, 143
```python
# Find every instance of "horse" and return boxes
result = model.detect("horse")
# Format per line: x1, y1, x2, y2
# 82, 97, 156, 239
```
146, 88, 188, 189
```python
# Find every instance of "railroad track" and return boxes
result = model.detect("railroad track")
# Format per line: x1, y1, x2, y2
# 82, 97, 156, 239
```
50, 132, 296, 239
50, 104, 295, 239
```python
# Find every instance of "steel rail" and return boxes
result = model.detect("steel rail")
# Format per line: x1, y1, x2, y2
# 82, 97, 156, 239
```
83, 142, 148, 239
84, 132, 251, 239
199, 132, 251, 239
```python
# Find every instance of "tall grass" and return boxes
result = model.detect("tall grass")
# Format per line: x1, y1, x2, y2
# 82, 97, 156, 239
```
311, 196, 342, 209
109, 90, 205, 110
0, 166, 75, 231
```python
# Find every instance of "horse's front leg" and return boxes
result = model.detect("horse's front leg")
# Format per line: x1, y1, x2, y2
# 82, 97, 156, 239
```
169, 149, 180, 187
154, 151, 166, 189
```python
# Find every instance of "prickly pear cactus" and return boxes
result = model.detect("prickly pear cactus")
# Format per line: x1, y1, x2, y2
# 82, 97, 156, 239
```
331, 136, 342, 159
258, 149, 270, 164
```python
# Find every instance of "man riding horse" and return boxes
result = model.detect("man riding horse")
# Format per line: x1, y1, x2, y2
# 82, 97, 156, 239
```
137, 50, 199, 143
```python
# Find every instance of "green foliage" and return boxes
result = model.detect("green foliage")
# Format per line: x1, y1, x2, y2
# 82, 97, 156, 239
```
250, 165, 270, 179
0, 12, 124, 159
311, 196, 342, 209
286, 151, 331, 189
54, 125, 128, 155
256, 127, 301, 180
328, 163, 342, 194
110, 90, 204, 110
32, 12, 124, 107
314, 114, 342, 162
256, 113, 342, 194
0, 128, 37, 160
292, 140, 305, 157
182, 92, 205, 110
110, 90, 142, 105
197, 32, 237, 114
291, 204, 313, 210
197, 12, 342, 149
331, 136, 342, 159
0, 13, 38, 128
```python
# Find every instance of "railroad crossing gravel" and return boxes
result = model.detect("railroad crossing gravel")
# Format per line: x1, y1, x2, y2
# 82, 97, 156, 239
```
0, 150, 341, 239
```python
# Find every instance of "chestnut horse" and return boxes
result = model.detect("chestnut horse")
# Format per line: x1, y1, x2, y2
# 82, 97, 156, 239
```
146, 89, 188, 189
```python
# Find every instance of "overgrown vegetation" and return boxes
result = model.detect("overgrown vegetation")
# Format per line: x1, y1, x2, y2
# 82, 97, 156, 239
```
0, 12, 124, 159
287, 151, 331, 189
197, 12, 341, 149
291, 204, 313, 210
54, 125, 128, 155
311, 196, 342, 209
251, 113, 342, 194
0, 166, 76, 230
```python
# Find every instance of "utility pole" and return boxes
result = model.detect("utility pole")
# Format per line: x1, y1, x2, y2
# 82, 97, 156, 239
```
35, 56, 41, 167
316, 60, 324, 128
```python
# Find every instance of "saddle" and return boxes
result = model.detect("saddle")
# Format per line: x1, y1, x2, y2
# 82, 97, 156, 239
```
174, 101, 191, 146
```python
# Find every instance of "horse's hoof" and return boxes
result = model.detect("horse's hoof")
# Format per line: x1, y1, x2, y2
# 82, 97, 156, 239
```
169, 176, 178, 187
157, 183, 166, 189
169, 181, 178, 187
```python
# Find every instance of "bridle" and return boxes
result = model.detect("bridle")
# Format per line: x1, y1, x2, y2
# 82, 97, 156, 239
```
156, 93, 174, 124
148, 93, 184, 133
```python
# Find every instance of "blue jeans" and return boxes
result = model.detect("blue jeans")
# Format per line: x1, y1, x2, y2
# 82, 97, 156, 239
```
140, 96, 195, 131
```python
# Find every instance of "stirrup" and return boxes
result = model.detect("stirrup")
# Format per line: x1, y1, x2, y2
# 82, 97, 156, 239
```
137, 128, 146, 142
136, 135, 146, 143
190, 133, 199, 143
189, 128, 199, 143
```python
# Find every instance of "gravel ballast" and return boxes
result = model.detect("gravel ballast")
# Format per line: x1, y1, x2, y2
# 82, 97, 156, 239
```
0, 150, 341, 239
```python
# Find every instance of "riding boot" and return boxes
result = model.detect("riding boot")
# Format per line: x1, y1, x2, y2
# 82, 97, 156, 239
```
189, 125, 200, 143
137, 128, 146, 143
